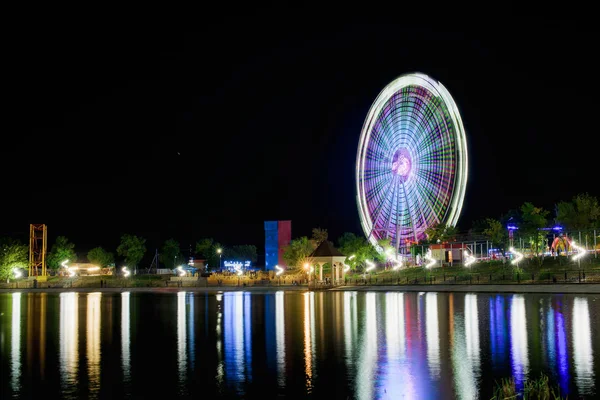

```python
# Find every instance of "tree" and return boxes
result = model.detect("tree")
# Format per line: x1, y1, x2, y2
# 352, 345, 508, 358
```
47, 236, 77, 270
195, 238, 214, 259
520, 202, 549, 265
424, 222, 458, 243
282, 237, 315, 269
160, 238, 182, 269
0, 238, 28, 281
311, 228, 328, 246
482, 218, 508, 254
226, 245, 258, 263
337, 232, 381, 272
556, 193, 600, 231
87, 247, 115, 267
117, 234, 147, 268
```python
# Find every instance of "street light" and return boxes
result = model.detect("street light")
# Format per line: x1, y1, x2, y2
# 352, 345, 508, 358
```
217, 248, 222, 272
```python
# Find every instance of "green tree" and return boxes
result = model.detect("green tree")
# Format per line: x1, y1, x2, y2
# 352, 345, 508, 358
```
47, 236, 77, 270
87, 247, 115, 267
556, 193, 600, 231
424, 222, 458, 243
117, 234, 147, 268
226, 245, 258, 263
311, 228, 328, 246
282, 237, 315, 269
483, 218, 508, 254
195, 238, 214, 259
520, 202, 549, 265
337, 232, 381, 272
0, 238, 28, 281
160, 238, 182, 269
207, 242, 224, 271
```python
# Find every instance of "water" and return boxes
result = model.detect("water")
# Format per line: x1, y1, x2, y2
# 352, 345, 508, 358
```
0, 290, 598, 399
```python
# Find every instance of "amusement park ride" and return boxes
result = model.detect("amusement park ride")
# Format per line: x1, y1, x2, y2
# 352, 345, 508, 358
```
28, 223, 47, 280
356, 73, 468, 258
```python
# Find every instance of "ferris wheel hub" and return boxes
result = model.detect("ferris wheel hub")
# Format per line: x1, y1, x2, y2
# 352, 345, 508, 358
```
391, 148, 412, 180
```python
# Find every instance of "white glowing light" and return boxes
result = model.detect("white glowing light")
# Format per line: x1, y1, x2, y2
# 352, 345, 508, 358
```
176, 266, 186, 277
385, 248, 394, 259
343, 264, 351, 272
61, 259, 69, 268
349, 255, 356, 261
12, 268, 22, 278
464, 251, 476, 267
425, 250, 437, 269
122, 266, 131, 278
87, 266, 100, 272
510, 247, 523, 265
572, 241, 588, 261
275, 265, 284, 276
365, 259, 375, 272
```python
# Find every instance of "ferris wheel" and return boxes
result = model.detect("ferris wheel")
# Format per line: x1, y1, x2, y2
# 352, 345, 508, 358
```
356, 73, 468, 253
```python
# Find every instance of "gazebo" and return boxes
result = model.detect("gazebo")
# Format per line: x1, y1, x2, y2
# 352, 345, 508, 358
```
309, 241, 348, 285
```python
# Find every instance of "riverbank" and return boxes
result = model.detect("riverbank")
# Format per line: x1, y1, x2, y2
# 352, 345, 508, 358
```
1, 283, 600, 294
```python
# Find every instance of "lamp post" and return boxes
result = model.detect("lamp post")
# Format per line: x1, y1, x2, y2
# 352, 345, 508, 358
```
217, 248, 222, 272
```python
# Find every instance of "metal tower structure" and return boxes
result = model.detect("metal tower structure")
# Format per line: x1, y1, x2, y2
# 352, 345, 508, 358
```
29, 224, 47, 277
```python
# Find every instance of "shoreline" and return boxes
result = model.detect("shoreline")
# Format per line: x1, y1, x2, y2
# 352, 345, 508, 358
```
1, 283, 599, 294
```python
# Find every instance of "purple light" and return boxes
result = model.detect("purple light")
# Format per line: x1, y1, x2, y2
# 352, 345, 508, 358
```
507, 225, 518, 230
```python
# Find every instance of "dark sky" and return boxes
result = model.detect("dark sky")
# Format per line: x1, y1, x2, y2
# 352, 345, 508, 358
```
3, 5, 599, 257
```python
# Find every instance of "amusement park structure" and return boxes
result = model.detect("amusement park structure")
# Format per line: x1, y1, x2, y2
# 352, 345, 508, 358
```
356, 73, 468, 256
28, 223, 47, 278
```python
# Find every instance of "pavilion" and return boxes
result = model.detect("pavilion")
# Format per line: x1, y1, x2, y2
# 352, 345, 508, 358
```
309, 240, 347, 285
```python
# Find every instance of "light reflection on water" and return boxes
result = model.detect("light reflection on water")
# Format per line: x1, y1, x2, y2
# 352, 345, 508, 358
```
1, 291, 599, 399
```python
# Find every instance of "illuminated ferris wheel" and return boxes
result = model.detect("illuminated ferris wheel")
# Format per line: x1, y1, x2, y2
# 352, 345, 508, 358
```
356, 73, 468, 253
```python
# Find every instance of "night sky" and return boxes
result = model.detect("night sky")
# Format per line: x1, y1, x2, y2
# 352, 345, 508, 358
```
3, 5, 598, 258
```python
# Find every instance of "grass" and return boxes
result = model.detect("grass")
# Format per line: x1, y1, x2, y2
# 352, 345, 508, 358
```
344, 256, 600, 285
491, 373, 566, 399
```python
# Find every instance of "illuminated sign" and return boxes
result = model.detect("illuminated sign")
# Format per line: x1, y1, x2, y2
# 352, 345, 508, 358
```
223, 261, 251, 269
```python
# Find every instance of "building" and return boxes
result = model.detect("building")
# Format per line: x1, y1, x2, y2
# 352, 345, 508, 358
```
264, 220, 291, 270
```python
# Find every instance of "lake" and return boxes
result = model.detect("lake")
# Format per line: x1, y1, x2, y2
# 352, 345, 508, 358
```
0, 290, 598, 399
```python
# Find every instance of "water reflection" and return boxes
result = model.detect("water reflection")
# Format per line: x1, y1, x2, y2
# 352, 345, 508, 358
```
451, 294, 480, 399
275, 291, 285, 387
11, 293, 21, 394
356, 292, 377, 400
573, 297, 595, 395
426, 292, 440, 379
87, 292, 102, 395
2, 291, 600, 399
303, 291, 315, 391
177, 291, 187, 388
60, 292, 79, 394
223, 292, 252, 391
121, 292, 130, 382
465, 294, 480, 383
382, 292, 414, 398
510, 295, 529, 389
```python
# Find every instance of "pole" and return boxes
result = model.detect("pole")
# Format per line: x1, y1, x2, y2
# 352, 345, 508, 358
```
595, 230, 597, 259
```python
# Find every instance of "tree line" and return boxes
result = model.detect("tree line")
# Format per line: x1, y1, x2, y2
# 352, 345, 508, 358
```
0, 232, 259, 280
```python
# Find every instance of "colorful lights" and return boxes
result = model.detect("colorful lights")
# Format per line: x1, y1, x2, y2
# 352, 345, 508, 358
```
275, 265, 284, 276
356, 73, 468, 251
425, 249, 437, 269
510, 247, 523, 265
122, 266, 131, 277
365, 259, 375, 272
